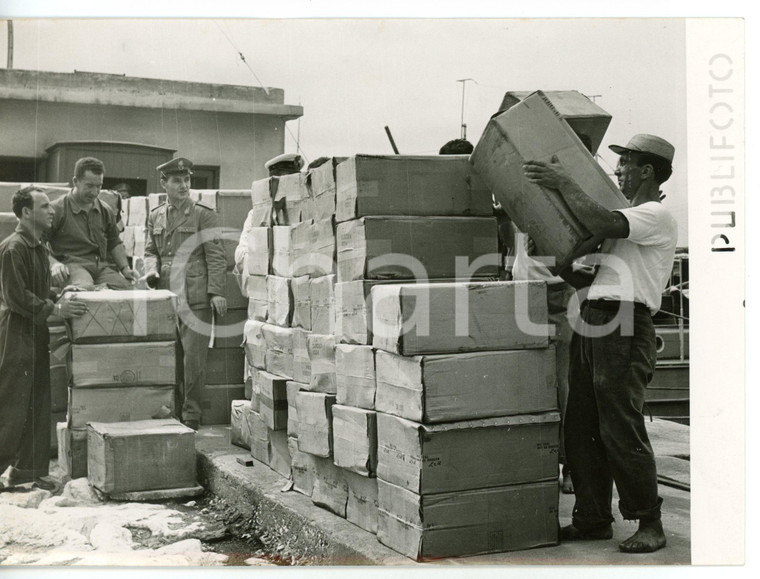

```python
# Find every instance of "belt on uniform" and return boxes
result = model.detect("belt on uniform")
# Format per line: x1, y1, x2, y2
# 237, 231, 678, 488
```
584, 299, 649, 314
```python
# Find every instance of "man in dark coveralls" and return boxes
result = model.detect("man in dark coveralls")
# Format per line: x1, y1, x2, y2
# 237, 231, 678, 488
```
0, 187, 87, 491
143, 158, 227, 430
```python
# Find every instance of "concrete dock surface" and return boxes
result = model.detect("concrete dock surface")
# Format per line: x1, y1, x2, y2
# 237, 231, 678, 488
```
196, 418, 690, 566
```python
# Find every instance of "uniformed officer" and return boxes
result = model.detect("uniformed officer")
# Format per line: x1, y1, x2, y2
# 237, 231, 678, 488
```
143, 158, 227, 430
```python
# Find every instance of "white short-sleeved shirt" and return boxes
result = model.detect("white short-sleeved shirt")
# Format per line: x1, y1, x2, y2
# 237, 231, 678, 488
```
587, 201, 678, 315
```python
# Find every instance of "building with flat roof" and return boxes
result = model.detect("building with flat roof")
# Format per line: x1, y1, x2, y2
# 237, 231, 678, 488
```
0, 69, 303, 194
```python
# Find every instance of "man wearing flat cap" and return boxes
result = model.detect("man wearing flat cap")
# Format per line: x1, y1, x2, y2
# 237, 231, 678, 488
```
523, 134, 678, 554
143, 157, 227, 430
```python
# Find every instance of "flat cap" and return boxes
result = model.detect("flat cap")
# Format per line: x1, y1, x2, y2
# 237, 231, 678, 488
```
609, 134, 675, 164
157, 157, 194, 176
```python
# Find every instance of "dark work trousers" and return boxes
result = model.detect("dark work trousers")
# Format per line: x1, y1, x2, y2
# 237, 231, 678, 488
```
0, 312, 51, 479
565, 302, 662, 531
176, 307, 212, 423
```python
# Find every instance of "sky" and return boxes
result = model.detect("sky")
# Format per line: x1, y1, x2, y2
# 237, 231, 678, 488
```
1, 18, 690, 244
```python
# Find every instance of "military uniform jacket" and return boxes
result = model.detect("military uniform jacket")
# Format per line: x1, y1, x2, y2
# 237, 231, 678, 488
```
144, 198, 226, 309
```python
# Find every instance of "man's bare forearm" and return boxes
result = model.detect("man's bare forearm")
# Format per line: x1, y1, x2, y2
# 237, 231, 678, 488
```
558, 264, 596, 290
110, 244, 130, 271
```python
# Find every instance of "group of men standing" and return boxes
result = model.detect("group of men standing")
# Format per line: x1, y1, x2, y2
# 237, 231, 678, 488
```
0, 155, 226, 492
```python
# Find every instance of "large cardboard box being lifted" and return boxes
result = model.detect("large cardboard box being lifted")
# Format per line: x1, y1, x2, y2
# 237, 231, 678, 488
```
372, 281, 549, 356
335, 155, 493, 222
375, 347, 557, 423
471, 90, 628, 270
377, 478, 558, 560
67, 290, 177, 343
87, 419, 196, 494
376, 412, 560, 494
337, 216, 499, 282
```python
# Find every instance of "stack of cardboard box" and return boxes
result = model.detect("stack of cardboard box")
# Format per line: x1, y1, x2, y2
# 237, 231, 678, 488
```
57, 290, 178, 478
370, 280, 562, 559
232, 155, 565, 560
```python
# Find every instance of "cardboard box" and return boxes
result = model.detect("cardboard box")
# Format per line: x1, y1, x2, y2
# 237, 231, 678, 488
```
335, 280, 373, 344
336, 217, 499, 282
245, 274, 268, 321
206, 346, 245, 385
231, 400, 252, 450
199, 383, 246, 425
217, 190, 251, 230
310, 274, 336, 335
250, 177, 276, 227
68, 385, 175, 430
68, 290, 177, 343
289, 220, 312, 277
308, 218, 336, 278
51, 411, 66, 455
286, 381, 304, 438
471, 91, 628, 269
295, 391, 336, 458
375, 347, 558, 423
292, 328, 312, 385
148, 192, 166, 211
126, 196, 150, 227
87, 419, 195, 494
335, 344, 376, 410
249, 410, 270, 465
376, 411, 560, 494
335, 279, 465, 345
271, 226, 293, 278
377, 479, 559, 560
336, 155, 493, 223
249, 367, 262, 412
332, 405, 377, 477
121, 224, 135, 256
57, 422, 88, 479
244, 372, 253, 400
372, 281, 550, 355
288, 436, 316, 497
245, 227, 272, 276
292, 275, 312, 330
210, 308, 247, 349
307, 157, 345, 220
268, 428, 292, 478
243, 319, 267, 370
345, 470, 379, 534
266, 275, 293, 327
312, 456, 348, 518
49, 323, 70, 365
71, 341, 176, 387
223, 271, 248, 310
263, 324, 295, 380
188, 189, 217, 210
0, 212, 16, 242
306, 333, 336, 394
132, 226, 147, 258
273, 172, 306, 225
498, 90, 612, 155
255, 370, 289, 431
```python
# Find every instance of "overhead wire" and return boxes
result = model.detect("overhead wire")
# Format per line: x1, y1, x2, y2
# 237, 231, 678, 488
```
213, 21, 308, 163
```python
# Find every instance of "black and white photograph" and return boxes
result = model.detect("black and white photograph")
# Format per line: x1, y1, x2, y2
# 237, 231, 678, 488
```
0, 4, 747, 574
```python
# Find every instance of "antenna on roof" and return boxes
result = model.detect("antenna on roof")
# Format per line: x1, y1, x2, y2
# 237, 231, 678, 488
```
457, 79, 474, 140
